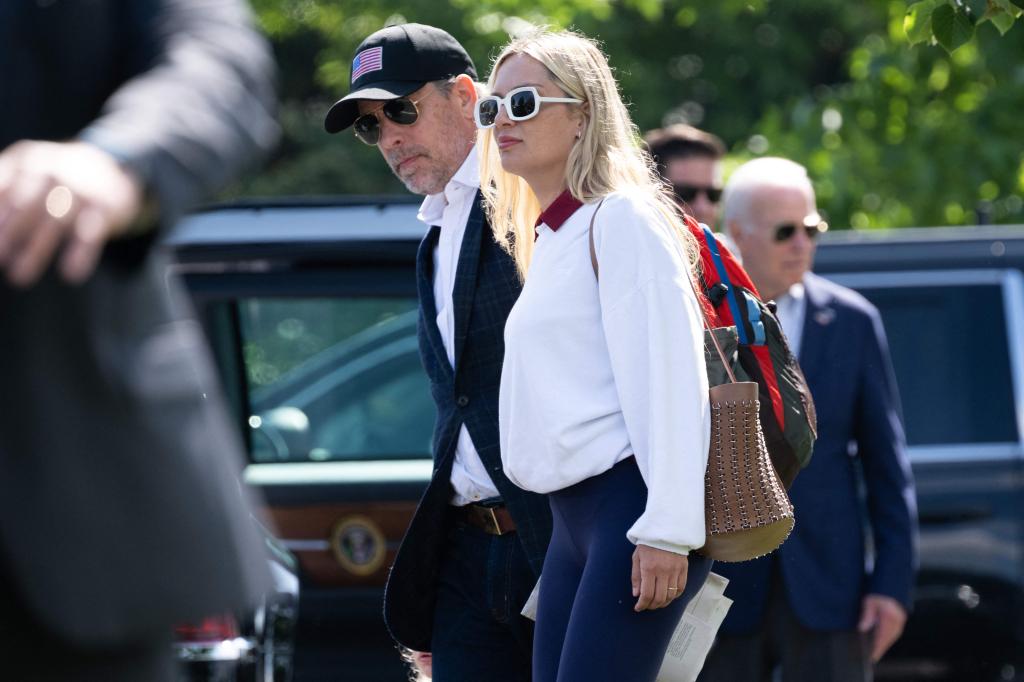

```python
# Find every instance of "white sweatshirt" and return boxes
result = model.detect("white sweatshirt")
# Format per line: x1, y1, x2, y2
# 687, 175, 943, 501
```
499, 189, 710, 555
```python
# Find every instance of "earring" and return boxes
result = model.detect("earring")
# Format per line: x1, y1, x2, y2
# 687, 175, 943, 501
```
575, 130, 582, 140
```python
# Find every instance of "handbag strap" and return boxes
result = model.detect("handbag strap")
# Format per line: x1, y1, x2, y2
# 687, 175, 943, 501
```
587, 200, 603, 278
587, 200, 737, 384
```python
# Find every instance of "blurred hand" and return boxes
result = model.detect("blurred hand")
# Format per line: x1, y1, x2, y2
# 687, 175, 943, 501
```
858, 593, 907, 663
411, 651, 432, 678
0, 140, 144, 287
631, 544, 688, 612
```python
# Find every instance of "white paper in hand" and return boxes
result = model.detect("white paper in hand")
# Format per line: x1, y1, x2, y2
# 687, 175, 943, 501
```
522, 571, 730, 681
521, 577, 541, 621
656, 572, 733, 682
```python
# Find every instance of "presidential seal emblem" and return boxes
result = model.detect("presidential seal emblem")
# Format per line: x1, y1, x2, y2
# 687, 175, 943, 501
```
331, 516, 386, 576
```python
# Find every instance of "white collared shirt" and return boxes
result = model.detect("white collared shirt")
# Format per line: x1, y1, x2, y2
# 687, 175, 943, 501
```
774, 282, 806, 360
499, 190, 711, 554
417, 148, 501, 506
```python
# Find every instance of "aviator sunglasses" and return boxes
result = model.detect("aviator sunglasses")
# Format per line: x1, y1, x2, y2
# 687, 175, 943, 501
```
474, 86, 582, 128
352, 88, 438, 146
673, 184, 723, 204
774, 217, 829, 242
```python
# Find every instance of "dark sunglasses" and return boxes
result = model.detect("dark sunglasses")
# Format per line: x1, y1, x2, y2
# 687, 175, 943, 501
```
673, 184, 723, 204
352, 89, 437, 146
474, 86, 582, 129
774, 217, 828, 242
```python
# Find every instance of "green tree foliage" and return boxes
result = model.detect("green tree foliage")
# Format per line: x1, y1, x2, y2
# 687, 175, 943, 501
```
754, 1, 1024, 228
906, 0, 1021, 52
232, 0, 1024, 229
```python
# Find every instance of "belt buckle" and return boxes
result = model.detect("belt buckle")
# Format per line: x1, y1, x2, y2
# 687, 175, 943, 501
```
481, 505, 502, 535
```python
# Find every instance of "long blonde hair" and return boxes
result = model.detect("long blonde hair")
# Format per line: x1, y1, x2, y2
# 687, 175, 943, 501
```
479, 29, 700, 279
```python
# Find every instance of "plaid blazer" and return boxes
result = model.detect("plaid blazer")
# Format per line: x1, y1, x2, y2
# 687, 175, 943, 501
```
383, 191, 552, 651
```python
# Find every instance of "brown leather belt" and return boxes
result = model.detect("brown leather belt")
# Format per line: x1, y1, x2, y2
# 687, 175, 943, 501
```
456, 503, 517, 535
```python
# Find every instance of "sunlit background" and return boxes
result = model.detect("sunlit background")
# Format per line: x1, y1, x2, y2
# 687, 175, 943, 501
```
230, 0, 1024, 231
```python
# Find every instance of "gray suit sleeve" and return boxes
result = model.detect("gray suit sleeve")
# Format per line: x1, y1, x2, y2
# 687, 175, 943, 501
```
79, 0, 279, 227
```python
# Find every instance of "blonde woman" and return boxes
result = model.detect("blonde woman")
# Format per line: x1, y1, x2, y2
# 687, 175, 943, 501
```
478, 30, 713, 682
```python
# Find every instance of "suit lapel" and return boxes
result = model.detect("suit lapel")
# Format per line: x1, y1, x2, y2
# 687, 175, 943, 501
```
451, 192, 486, 373
416, 225, 453, 383
798, 273, 835, 386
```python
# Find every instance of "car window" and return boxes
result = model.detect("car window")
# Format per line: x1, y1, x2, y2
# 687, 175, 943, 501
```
235, 297, 434, 463
852, 283, 1018, 447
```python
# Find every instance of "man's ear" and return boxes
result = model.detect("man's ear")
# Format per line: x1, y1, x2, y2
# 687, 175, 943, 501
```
726, 220, 745, 247
452, 74, 478, 119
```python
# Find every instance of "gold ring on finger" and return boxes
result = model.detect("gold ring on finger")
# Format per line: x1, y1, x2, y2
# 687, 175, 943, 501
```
45, 185, 73, 220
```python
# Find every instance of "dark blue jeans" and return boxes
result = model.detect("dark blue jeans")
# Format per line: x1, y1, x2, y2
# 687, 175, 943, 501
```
534, 457, 713, 682
430, 516, 537, 681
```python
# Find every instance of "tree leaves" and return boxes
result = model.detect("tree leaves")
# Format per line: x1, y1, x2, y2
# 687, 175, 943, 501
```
235, 0, 1024, 229
906, 0, 1020, 51
987, 8, 1018, 33
986, 0, 1024, 33
904, 0, 943, 45
992, 0, 1024, 14
932, 3, 976, 51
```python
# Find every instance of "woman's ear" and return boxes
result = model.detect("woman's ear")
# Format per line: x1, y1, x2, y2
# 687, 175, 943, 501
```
575, 100, 590, 132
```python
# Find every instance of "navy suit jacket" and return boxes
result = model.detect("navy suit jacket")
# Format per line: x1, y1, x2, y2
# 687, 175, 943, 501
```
716, 272, 917, 632
383, 191, 552, 651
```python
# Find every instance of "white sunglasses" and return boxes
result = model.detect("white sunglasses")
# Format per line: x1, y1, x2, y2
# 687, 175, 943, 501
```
474, 86, 583, 129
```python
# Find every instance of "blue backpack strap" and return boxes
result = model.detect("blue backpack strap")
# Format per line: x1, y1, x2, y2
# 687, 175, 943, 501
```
701, 225, 749, 345
743, 292, 767, 345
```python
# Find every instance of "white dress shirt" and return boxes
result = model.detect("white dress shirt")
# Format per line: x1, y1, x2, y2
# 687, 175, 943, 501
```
774, 282, 806, 360
499, 190, 711, 554
417, 148, 501, 506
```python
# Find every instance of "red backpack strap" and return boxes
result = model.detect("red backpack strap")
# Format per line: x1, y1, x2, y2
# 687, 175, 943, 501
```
684, 216, 787, 432
684, 217, 761, 295
683, 217, 724, 325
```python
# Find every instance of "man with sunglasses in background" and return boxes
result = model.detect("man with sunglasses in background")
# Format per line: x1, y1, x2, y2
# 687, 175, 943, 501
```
699, 157, 917, 682
325, 23, 550, 681
644, 123, 726, 228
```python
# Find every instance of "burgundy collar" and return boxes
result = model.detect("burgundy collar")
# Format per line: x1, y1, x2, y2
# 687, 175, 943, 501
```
535, 190, 584, 232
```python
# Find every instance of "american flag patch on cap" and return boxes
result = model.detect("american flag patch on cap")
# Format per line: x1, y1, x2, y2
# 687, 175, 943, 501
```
351, 47, 383, 83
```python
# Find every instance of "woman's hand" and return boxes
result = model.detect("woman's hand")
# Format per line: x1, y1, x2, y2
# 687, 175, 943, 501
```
631, 544, 688, 611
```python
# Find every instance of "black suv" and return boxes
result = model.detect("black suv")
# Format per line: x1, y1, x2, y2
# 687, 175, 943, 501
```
166, 199, 1024, 682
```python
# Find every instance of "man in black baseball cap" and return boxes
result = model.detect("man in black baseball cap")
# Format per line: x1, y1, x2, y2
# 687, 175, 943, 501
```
324, 23, 482, 197
331, 24, 551, 682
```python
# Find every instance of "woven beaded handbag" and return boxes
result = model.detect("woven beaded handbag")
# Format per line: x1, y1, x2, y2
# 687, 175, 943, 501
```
694, 326, 795, 562
587, 200, 794, 563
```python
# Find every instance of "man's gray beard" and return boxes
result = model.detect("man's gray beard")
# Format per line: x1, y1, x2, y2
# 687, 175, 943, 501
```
387, 135, 470, 196
398, 166, 447, 196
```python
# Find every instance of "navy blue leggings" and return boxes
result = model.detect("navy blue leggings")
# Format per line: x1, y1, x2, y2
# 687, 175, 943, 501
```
533, 457, 712, 682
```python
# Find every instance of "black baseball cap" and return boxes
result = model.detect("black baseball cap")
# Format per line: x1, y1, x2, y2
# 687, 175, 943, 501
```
324, 23, 477, 134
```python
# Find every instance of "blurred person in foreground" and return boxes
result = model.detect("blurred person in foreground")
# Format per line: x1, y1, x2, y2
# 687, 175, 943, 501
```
699, 157, 917, 682
324, 23, 551, 680
0, 1, 279, 680
643, 123, 725, 229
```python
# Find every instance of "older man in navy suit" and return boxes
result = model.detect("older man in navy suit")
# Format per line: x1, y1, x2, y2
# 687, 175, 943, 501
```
699, 157, 918, 682
325, 24, 551, 681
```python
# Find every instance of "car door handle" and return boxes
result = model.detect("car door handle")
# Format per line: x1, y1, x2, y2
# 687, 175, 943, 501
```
918, 507, 992, 524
